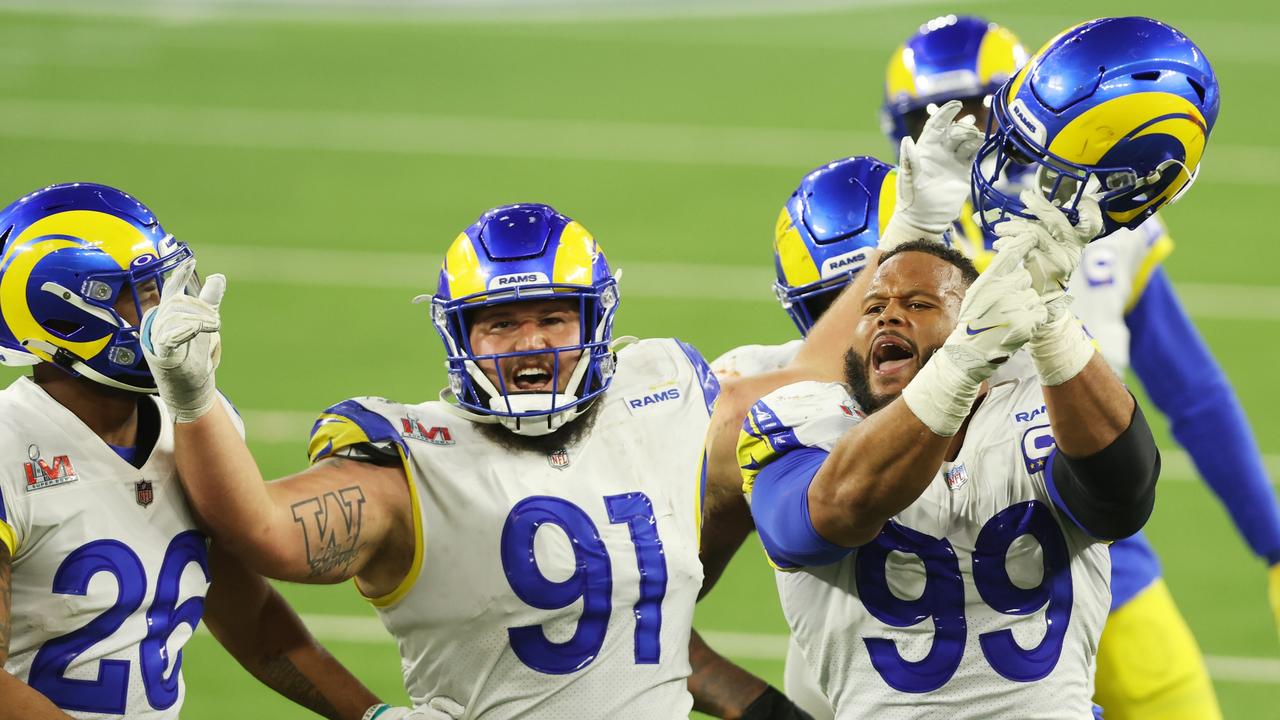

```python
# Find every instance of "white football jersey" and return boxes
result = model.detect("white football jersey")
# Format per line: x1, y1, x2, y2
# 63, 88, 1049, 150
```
741, 378, 1110, 720
710, 339, 802, 380
307, 339, 714, 719
0, 376, 241, 718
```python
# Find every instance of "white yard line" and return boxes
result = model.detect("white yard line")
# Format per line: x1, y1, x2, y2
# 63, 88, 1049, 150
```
192, 243, 1280, 320
0, 97, 1271, 186
229, 614, 1280, 684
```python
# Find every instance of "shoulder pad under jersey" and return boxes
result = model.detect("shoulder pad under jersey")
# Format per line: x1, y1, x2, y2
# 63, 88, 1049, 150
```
738, 381, 863, 494
308, 397, 408, 465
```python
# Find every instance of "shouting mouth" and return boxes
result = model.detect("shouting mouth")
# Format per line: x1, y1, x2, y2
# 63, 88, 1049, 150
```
510, 363, 556, 392
871, 334, 917, 377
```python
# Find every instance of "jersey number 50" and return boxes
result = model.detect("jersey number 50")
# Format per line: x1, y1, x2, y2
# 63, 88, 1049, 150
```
501, 492, 668, 675
29, 531, 209, 714
856, 500, 1073, 693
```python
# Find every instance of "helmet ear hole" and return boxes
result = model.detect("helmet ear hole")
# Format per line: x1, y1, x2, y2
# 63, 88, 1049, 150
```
44, 319, 84, 338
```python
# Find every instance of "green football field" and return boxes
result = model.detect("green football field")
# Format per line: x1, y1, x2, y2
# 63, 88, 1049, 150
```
1, 0, 1277, 717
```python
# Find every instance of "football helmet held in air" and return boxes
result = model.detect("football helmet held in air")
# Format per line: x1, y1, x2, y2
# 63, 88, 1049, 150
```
774, 156, 896, 335
972, 16, 1219, 237
427, 203, 619, 436
0, 183, 193, 393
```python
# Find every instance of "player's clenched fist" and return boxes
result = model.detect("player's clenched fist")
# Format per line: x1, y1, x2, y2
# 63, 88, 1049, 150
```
139, 259, 226, 423
902, 246, 1046, 437
993, 191, 1102, 386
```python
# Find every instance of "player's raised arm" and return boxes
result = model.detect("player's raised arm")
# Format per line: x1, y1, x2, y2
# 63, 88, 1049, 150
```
801, 244, 1044, 547
994, 191, 1159, 540
201, 543, 390, 720
140, 264, 410, 587
0, 545, 76, 720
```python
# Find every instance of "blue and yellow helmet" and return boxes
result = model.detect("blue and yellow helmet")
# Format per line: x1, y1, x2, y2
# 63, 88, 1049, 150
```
972, 16, 1219, 237
774, 156, 896, 335
0, 183, 193, 393
428, 203, 619, 436
882, 15, 1028, 146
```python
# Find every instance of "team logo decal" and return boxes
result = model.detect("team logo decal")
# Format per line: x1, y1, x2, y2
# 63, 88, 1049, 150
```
548, 449, 571, 470
135, 480, 154, 507
400, 415, 455, 446
1013, 404, 1048, 424
1021, 425, 1057, 474
624, 385, 682, 413
944, 463, 970, 491
23, 444, 78, 491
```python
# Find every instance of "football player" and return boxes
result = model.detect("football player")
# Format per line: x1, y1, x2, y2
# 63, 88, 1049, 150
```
964, 16, 1272, 719
740, 189, 1160, 718
137, 203, 811, 719
0, 183, 394, 719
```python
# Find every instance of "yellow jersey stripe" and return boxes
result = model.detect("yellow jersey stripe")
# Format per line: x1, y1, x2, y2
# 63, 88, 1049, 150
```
1125, 233, 1175, 313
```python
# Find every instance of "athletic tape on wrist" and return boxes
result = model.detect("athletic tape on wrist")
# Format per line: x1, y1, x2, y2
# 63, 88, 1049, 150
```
901, 349, 982, 437
1030, 311, 1095, 387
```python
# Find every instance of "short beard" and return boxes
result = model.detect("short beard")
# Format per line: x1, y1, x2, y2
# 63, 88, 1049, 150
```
842, 347, 932, 415
476, 395, 605, 456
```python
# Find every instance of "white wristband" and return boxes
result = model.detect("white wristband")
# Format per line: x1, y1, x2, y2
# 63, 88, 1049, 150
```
901, 347, 983, 437
1029, 308, 1096, 387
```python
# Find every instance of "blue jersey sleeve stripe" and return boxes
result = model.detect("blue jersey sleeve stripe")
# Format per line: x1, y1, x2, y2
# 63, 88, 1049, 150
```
750, 446, 854, 568
1129, 268, 1280, 563
675, 339, 720, 414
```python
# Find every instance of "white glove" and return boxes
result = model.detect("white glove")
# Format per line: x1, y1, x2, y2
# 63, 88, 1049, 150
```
139, 260, 226, 423
880, 99, 986, 251
991, 190, 1102, 386
901, 246, 1047, 436
992, 189, 1103, 304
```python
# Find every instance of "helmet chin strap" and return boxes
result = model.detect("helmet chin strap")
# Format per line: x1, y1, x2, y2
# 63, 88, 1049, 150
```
20, 339, 156, 394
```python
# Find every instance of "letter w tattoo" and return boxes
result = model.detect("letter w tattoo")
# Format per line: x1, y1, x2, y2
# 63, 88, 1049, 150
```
291, 486, 367, 579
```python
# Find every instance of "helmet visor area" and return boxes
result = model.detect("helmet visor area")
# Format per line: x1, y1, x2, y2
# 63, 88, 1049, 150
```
435, 281, 618, 418
972, 103, 1135, 238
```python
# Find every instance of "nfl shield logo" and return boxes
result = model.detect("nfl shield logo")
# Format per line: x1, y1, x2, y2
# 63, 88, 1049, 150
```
135, 480, 154, 507
548, 449, 570, 470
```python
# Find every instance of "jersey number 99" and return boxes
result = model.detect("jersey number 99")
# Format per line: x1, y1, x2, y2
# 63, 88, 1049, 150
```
855, 500, 1072, 693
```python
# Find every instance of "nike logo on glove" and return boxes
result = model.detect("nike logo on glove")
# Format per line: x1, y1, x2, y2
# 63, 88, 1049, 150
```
965, 324, 1002, 335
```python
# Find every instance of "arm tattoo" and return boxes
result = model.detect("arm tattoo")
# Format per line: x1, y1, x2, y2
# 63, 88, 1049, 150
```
290, 485, 367, 580
0, 544, 10, 664
256, 654, 341, 720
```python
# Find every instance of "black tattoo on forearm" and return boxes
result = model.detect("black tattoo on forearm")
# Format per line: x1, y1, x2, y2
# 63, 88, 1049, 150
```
290, 486, 367, 580
0, 544, 11, 664
256, 654, 341, 720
